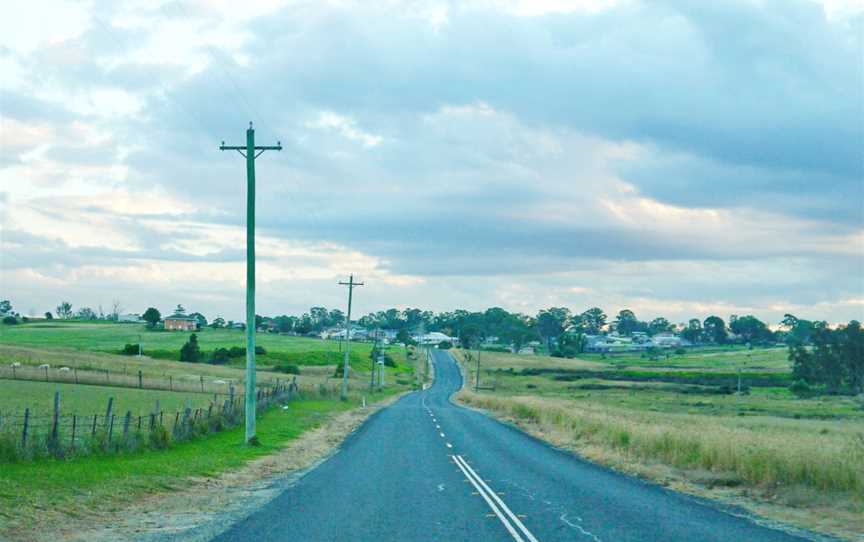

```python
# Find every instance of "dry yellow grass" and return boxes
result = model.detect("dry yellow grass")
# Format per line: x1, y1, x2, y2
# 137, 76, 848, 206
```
457, 392, 864, 540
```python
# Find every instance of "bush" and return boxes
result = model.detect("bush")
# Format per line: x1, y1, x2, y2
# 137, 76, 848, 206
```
273, 364, 300, 375
255, 345, 267, 355
148, 424, 171, 449
179, 333, 202, 363
120, 343, 141, 356
2, 316, 18, 325
674, 348, 686, 355
210, 347, 231, 365
229, 346, 245, 358
789, 379, 812, 397
438, 341, 452, 349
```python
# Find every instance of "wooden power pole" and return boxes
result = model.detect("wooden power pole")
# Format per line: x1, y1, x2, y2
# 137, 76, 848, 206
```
339, 274, 364, 400
219, 122, 281, 444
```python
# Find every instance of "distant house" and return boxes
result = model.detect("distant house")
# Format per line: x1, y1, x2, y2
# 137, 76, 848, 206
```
415, 332, 454, 345
118, 313, 144, 323
164, 315, 198, 331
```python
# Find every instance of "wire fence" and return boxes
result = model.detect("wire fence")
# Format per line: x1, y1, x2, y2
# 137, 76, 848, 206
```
0, 378, 340, 461
0, 363, 244, 395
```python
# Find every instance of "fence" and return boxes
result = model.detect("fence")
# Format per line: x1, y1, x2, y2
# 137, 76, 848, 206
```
0, 363, 244, 396
0, 379, 309, 461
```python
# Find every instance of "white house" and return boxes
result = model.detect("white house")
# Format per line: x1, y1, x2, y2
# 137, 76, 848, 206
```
118, 313, 144, 323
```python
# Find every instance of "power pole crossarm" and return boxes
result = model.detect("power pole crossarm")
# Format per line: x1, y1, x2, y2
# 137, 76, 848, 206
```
219, 122, 281, 445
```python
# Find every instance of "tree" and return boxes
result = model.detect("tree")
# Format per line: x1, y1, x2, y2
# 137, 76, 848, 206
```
190, 312, 207, 328
76, 307, 97, 320
180, 333, 201, 362
56, 301, 73, 319
44, 312, 53, 320
536, 307, 570, 351
211, 317, 226, 329
396, 328, 415, 346
790, 320, 863, 393
648, 317, 672, 335
143, 307, 161, 329
0, 300, 11, 317
110, 299, 123, 321
580, 307, 607, 335
731, 314, 772, 343
615, 309, 641, 336
681, 318, 703, 343
703, 316, 727, 344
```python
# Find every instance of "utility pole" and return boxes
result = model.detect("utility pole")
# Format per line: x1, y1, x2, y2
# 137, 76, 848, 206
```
219, 122, 282, 444
339, 274, 364, 400
474, 340, 482, 392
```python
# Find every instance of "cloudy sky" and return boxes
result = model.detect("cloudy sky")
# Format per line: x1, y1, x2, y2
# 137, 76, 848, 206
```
1, 0, 862, 324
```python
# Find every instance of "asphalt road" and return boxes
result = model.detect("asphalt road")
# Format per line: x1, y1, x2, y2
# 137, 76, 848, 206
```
211, 350, 816, 542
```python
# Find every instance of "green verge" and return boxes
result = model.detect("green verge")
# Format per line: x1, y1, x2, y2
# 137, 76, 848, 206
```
0, 397, 373, 537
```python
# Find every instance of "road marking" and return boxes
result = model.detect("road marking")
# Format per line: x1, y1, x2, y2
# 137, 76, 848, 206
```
440, 432, 446, 437
454, 455, 540, 542
446, 443, 453, 448
452, 455, 530, 542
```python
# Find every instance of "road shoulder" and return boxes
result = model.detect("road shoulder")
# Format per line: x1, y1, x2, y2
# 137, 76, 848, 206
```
46, 393, 405, 542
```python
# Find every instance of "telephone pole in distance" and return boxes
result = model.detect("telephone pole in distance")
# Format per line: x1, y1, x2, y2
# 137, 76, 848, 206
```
219, 122, 281, 444
339, 274, 364, 400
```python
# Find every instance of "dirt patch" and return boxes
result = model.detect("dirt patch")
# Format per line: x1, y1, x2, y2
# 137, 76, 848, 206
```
44, 394, 404, 542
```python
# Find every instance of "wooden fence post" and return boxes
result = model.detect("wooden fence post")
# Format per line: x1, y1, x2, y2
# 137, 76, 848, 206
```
21, 408, 29, 448
51, 391, 60, 441
138, 370, 143, 389
104, 397, 114, 427
169, 375, 173, 391
108, 414, 115, 442
71, 414, 77, 448
200, 375, 204, 392
123, 411, 131, 439
91, 413, 97, 437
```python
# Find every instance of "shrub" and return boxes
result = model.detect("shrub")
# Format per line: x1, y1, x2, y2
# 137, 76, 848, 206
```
789, 379, 812, 397
229, 346, 245, 358
148, 424, 171, 449
438, 341, 452, 349
273, 364, 300, 375
255, 345, 267, 355
120, 343, 141, 356
674, 348, 686, 355
2, 316, 18, 325
210, 347, 231, 365
180, 333, 202, 363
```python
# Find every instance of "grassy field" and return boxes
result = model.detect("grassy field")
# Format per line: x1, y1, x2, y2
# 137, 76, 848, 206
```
0, 396, 375, 540
0, 321, 379, 367
0, 379, 214, 417
453, 347, 864, 539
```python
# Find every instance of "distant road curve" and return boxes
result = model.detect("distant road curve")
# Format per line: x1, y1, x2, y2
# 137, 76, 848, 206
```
212, 350, 822, 541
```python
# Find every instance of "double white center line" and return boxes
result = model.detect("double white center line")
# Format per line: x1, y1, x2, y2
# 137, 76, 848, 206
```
452, 454, 539, 542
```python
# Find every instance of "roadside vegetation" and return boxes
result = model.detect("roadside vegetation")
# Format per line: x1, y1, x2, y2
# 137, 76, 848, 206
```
452, 347, 864, 540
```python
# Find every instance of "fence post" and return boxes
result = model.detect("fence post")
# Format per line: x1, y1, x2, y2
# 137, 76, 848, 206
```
138, 370, 143, 389
104, 397, 114, 427
51, 391, 60, 441
229, 385, 235, 413
108, 414, 115, 442
91, 413, 98, 437
123, 411, 131, 439
200, 375, 204, 392
21, 408, 29, 448
71, 414, 77, 448
169, 375, 173, 391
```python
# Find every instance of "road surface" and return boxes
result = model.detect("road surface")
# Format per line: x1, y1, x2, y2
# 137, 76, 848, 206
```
212, 350, 816, 541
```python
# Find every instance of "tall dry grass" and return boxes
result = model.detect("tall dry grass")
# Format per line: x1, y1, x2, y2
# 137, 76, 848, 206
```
460, 393, 864, 498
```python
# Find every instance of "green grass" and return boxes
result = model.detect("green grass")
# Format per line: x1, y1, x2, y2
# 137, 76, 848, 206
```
0, 397, 362, 538
0, 321, 375, 365
0, 379, 214, 417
